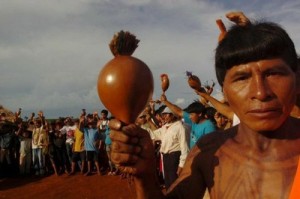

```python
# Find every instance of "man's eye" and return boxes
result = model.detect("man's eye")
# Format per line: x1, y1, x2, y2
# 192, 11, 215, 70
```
265, 71, 283, 77
233, 75, 248, 82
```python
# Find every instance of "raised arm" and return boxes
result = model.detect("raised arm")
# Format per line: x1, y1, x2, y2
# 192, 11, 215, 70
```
196, 91, 234, 121
160, 94, 184, 117
78, 116, 85, 131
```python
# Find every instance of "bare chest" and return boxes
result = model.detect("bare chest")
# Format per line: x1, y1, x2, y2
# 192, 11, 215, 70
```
209, 142, 299, 199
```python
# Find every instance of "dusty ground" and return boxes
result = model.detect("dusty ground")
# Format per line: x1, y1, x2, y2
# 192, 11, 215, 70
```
0, 173, 211, 199
0, 173, 137, 199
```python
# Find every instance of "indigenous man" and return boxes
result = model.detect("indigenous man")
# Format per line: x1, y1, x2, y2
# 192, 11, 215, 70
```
109, 12, 300, 199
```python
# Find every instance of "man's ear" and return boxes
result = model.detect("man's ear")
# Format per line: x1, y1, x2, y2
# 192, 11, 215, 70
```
222, 87, 228, 102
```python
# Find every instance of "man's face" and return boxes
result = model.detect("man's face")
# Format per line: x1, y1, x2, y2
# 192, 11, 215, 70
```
35, 121, 42, 128
87, 117, 94, 125
136, 115, 146, 125
189, 112, 201, 123
162, 113, 173, 124
214, 112, 227, 126
223, 58, 298, 132
101, 113, 107, 120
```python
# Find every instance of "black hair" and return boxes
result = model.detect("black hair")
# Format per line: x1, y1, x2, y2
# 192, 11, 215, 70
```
204, 106, 217, 124
184, 101, 205, 114
155, 105, 166, 115
101, 109, 108, 115
215, 21, 298, 87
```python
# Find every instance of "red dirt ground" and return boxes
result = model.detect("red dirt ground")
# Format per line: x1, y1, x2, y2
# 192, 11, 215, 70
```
0, 173, 138, 199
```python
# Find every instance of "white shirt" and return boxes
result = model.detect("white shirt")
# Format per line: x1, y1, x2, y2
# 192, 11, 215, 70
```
232, 114, 240, 126
150, 120, 189, 167
60, 125, 76, 144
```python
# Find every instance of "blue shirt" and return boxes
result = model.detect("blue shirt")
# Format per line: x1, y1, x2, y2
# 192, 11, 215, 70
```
183, 111, 216, 148
104, 127, 112, 145
82, 127, 99, 151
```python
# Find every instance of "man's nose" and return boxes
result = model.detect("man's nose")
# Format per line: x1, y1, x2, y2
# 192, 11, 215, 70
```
250, 75, 273, 101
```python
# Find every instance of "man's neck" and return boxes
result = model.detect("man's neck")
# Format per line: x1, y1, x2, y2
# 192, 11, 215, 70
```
197, 118, 207, 124
234, 117, 300, 152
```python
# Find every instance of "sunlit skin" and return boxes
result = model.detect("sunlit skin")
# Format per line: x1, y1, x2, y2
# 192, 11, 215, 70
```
135, 115, 147, 126
101, 112, 108, 120
162, 113, 174, 124
188, 112, 201, 123
223, 58, 297, 133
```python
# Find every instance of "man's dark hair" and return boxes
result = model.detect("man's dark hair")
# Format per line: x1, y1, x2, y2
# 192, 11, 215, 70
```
101, 109, 108, 115
155, 105, 166, 115
204, 106, 217, 124
184, 101, 205, 114
215, 21, 298, 87
86, 114, 94, 119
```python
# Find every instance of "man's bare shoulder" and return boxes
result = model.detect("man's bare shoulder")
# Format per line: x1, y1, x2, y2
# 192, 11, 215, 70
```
167, 127, 238, 196
195, 126, 237, 152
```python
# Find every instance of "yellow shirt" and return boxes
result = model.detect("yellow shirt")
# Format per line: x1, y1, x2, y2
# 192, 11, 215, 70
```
74, 128, 84, 152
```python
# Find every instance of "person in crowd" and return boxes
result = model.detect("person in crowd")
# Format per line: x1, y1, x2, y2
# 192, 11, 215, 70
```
213, 112, 231, 130
103, 116, 119, 176
136, 111, 157, 135
53, 120, 69, 175
203, 106, 217, 126
109, 11, 300, 198
47, 121, 59, 176
0, 112, 18, 176
15, 122, 32, 176
80, 114, 101, 176
69, 118, 86, 175
97, 109, 109, 134
148, 107, 189, 190
203, 106, 231, 130
142, 105, 167, 187
152, 105, 166, 128
31, 119, 48, 176
96, 109, 110, 171
196, 90, 240, 126
60, 117, 76, 168
161, 95, 216, 148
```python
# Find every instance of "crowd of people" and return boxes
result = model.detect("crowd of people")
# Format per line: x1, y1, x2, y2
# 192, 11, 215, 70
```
0, 109, 114, 177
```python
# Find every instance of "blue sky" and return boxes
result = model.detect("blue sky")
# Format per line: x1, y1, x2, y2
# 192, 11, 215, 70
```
1, 0, 300, 118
